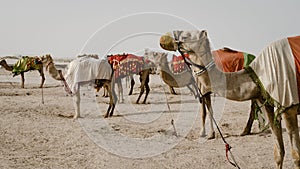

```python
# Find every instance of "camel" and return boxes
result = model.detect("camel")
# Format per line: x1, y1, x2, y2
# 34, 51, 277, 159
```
107, 54, 155, 104
145, 49, 263, 138
0, 56, 46, 88
160, 30, 300, 168
143, 49, 198, 98
43, 54, 117, 119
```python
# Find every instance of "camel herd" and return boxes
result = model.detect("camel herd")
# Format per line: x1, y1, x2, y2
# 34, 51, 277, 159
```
1, 30, 300, 168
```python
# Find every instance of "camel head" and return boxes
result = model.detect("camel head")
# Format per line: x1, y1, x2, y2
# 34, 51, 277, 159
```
41, 54, 54, 70
161, 30, 212, 66
0, 59, 13, 71
0, 59, 6, 66
159, 32, 177, 51
143, 49, 168, 74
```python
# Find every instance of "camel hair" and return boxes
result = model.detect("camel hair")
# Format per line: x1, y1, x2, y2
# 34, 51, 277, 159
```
0, 56, 46, 88
145, 49, 261, 139
160, 30, 300, 169
43, 54, 117, 119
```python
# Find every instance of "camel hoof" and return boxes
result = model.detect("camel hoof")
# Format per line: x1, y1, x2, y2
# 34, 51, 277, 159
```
240, 130, 250, 136
207, 132, 215, 140
73, 115, 80, 119
104, 115, 109, 118
200, 129, 206, 137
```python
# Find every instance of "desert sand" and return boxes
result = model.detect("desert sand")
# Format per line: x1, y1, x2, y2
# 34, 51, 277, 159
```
0, 61, 298, 169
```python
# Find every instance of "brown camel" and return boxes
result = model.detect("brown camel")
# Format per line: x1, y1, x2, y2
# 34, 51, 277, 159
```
0, 56, 46, 88
160, 30, 300, 169
43, 54, 117, 118
107, 54, 154, 104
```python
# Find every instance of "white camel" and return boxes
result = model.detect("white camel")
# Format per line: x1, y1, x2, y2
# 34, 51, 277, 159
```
43, 54, 117, 119
160, 30, 300, 169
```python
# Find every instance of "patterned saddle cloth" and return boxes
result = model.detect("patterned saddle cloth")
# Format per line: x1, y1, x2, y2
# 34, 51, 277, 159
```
12, 56, 42, 76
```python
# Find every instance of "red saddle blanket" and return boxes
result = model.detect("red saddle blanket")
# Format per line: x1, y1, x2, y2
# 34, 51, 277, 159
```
172, 48, 255, 73
107, 54, 144, 79
288, 36, 300, 103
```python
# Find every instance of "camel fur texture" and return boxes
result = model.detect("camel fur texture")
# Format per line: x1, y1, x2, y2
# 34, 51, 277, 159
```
43, 54, 117, 119
160, 30, 300, 169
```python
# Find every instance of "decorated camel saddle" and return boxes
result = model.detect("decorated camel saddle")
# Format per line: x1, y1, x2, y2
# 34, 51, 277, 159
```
249, 35, 300, 107
107, 53, 148, 79
12, 56, 43, 76
171, 54, 189, 73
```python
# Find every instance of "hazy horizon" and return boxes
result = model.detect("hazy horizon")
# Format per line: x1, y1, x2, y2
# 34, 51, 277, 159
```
1, 0, 299, 59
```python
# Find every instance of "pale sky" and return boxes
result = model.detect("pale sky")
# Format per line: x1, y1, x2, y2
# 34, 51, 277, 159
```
0, 0, 299, 59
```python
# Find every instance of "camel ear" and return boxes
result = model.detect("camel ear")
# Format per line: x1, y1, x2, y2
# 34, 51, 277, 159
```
201, 30, 207, 37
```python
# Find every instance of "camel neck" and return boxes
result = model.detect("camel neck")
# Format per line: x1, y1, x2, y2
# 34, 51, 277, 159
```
0, 61, 13, 71
47, 62, 64, 81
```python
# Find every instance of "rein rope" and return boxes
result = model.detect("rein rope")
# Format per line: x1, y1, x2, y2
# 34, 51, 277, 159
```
41, 86, 44, 104
174, 36, 240, 168
160, 77, 178, 137
58, 69, 73, 95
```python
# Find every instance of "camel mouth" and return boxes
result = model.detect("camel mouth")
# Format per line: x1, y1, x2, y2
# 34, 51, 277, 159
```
159, 34, 177, 51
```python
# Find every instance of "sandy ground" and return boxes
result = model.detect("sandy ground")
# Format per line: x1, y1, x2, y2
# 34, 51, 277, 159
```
0, 64, 299, 169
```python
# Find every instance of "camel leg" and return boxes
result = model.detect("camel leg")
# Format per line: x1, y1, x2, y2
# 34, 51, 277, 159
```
169, 86, 177, 95
128, 75, 135, 95
142, 81, 150, 104
264, 104, 284, 169
136, 71, 150, 104
73, 87, 81, 119
116, 78, 124, 103
136, 85, 144, 104
102, 88, 109, 97
38, 69, 45, 88
104, 85, 110, 118
21, 72, 25, 88
104, 81, 117, 117
282, 106, 300, 168
200, 98, 207, 137
240, 100, 256, 136
203, 94, 215, 139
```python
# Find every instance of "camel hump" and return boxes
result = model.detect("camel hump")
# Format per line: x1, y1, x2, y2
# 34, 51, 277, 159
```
222, 47, 238, 53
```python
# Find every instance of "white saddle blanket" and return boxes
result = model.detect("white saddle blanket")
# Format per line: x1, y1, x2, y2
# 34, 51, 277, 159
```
65, 57, 112, 94
250, 37, 299, 107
